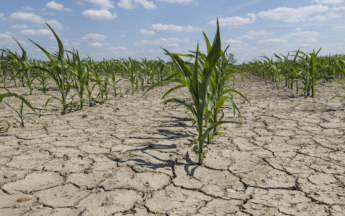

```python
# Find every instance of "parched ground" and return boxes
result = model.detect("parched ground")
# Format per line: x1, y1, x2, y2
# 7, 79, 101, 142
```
0, 74, 344, 216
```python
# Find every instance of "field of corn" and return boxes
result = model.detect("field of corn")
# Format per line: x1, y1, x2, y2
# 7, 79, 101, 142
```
0, 22, 345, 215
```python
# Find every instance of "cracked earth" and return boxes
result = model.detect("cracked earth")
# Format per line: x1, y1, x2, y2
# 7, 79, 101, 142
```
0, 74, 344, 216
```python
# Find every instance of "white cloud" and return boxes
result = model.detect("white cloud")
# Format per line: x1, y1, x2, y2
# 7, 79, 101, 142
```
85, 0, 115, 9
209, 14, 256, 26
10, 12, 45, 24
240, 35, 254, 39
135, 0, 156, 9
308, 14, 327, 21
294, 28, 302, 31
118, 0, 134, 9
82, 9, 117, 19
0, 13, 7, 21
45, 1, 72, 12
138, 37, 189, 45
120, 34, 126, 37
0, 31, 27, 45
326, 12, 343, 18
109, 46, 127, 50
77, 0, 84, 5
9, 13, 63, 31
223, 39, 242, 44
81, 33, 107, 40
281, 31, 320, 44
152, 23, 201, 32
166, 43, 179, 47
282, 31, 320, 39
312, 0, 344, 4
257, 5, 329, 22
257, 38, 288, 43
247, 30, 274, 36
71, 42, 81, 46
90, 42, 102, 47
20, 29, 53, 36
11, 24, 29, 29
22, 6, 34, 11
104, 42, 111, 46
118, 0, 156, 9
140, 29, 155, 35
332, 25, 345, 30
46, 20, 63, 30
159, 0, 195, 3
331, 6, 345, 11
0, 32, 13, 40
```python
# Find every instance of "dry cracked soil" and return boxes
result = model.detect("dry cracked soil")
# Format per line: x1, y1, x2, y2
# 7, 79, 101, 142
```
0, 74, 345, 216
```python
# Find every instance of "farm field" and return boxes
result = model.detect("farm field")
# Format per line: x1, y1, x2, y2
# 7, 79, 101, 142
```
0, 73, 344, 216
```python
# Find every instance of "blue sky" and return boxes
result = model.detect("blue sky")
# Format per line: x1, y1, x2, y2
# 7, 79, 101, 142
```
0, 0, 344, 63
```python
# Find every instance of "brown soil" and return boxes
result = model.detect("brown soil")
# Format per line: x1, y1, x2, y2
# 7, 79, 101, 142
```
0, 74, 344, 216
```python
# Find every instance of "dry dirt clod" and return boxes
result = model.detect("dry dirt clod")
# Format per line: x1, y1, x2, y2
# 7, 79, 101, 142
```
16, 195, 35, 203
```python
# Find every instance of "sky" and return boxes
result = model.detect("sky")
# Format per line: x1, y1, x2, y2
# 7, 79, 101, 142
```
0, 0, 345, 63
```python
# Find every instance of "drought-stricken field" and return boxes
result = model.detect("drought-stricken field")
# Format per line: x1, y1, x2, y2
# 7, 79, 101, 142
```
0, 73, 344, 216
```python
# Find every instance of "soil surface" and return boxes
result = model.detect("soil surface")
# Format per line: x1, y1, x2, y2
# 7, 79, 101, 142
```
0, 74, 344, 216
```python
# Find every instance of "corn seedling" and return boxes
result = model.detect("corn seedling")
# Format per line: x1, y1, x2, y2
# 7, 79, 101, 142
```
0, 50, 10, 88
4, 101, 35, 127
5, 38, 36, 95
32, 60, 50, 93
30, 23, 71, 114
0, 87, 36, 130
145, 20, 242, 164
118, 58, 139, 94
67, 50, 88, 109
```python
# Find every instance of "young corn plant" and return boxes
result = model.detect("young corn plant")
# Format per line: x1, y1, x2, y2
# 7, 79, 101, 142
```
0, 50, 10, 88
206, 50, 250, 143
5, 38, 36, 95
5, 101, 36, 127
118, 58, 139, 94
33, 60, 50, 93
89, 63, 108, 104
68, 50, 88, 109
176, 45, 250, 144
0, 87, 36, 130
30, 23, 71, 114
145, 20, 240, 165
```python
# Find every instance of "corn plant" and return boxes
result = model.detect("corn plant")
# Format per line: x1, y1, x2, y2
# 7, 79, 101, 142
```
145, 20, 241, 164
5, 38, 36, 95
0, 50, 10, 88
206, 50, 250, 143
67, 50, 88, 109
101, 59, 122, 97
32, 60, 50, 93
4, 101, 36, 127
0, 87, 36, 130
89, 63, 108, 104
118, 58, 139, 94
30, 23, 71, 114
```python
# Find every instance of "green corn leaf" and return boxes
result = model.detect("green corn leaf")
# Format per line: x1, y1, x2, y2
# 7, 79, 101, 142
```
0, 120, 10, 132
162, 85, 185, 98
0, 93, 37, 115
45, 96, 63, 108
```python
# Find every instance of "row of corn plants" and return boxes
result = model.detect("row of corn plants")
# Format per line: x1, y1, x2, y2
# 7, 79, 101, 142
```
0, 23, 181, 131
239, 49, 345, 97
